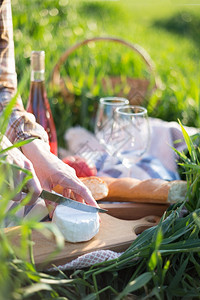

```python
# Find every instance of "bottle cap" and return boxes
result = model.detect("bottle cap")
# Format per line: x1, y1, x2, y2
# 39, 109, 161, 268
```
31, 51, 45, 71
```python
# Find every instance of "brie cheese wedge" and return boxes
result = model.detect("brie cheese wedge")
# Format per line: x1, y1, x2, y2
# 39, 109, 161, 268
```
52, 204, 100, 243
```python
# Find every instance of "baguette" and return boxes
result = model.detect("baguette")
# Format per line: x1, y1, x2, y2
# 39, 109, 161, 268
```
100, 177, 187, 204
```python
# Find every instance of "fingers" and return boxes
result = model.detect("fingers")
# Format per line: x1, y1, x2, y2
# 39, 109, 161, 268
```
7, 149, 42, 205
25, 177, 42, 205
12, 191, 23, 202
12, 178, 41, 205
44, 200, 57, 218
68, 180, 100, 208
52, 170, 99, 208
72, 192, 85, 204
51, 164, 100, 208
24, 160, 42, 205
62, 188, 72, 199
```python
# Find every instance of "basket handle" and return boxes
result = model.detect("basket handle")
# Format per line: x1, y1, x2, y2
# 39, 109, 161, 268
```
51, 36, 161, 90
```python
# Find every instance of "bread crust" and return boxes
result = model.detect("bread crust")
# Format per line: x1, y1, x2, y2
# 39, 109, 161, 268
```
100, 177, 187, 204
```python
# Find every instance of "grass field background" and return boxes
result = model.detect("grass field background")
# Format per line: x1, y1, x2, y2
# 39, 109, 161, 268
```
1, 2, 200, 299
12, 0, 200, 145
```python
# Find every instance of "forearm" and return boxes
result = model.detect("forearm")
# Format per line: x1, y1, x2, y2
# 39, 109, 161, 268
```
21, 139, 51, 183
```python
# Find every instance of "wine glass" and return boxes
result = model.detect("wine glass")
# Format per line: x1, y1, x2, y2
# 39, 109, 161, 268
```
113, 105, 150, 176
95, 97, 129, 156
95, 97, 129, 171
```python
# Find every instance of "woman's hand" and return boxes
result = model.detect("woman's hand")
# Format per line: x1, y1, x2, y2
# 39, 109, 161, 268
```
1, 135, 42, 204
21, 139, 99, 217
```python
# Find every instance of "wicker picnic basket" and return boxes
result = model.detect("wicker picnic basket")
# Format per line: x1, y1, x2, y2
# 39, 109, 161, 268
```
51, 36, 161, 106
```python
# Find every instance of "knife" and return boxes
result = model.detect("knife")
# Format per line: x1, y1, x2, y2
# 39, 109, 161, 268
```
40, 190, 107, 214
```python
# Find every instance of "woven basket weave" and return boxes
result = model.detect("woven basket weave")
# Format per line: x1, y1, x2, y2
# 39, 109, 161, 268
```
51, 37, 161, 106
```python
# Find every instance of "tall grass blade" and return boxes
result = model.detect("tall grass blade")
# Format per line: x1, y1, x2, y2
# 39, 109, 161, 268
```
0, 93, 18, 139
116, 272, 152, 299
19, 283, 52, 298
178, 119, 197, 162
168, 256, 189, 291
0, 138, 36, 155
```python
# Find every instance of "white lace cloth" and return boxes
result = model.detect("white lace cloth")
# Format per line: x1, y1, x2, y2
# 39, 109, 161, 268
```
49, 250, 122, 271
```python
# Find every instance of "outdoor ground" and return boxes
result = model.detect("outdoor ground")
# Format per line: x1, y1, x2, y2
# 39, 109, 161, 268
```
1, 2, 200, 299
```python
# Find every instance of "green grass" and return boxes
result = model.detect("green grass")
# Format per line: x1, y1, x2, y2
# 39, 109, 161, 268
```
1, 2, 200, 298
12, 0, 200, 146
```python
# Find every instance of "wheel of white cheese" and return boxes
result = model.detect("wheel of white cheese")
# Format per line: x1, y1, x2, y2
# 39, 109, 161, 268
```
52, 204, 100, 243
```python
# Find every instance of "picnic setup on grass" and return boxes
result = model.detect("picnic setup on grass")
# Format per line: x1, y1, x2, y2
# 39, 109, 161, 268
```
1, 1, 200, 299
3, 37, 200, 299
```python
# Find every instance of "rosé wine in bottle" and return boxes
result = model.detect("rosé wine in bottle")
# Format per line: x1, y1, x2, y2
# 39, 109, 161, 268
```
26, 51, 58, 155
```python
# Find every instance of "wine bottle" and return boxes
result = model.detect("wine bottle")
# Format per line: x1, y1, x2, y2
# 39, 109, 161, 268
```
26, 51, 58, 155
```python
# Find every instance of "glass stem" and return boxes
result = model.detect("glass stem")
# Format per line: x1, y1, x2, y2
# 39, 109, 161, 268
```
127, 166, 132, 177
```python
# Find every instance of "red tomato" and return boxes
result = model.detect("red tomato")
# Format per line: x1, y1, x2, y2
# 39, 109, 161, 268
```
62, 156, 97, 177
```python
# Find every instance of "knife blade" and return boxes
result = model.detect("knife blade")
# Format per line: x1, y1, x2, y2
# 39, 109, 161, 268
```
40, 190, 107, 214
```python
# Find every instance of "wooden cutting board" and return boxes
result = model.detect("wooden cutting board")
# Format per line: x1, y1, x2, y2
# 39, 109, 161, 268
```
5, 213, 159, 270
100, 202, 168, 220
